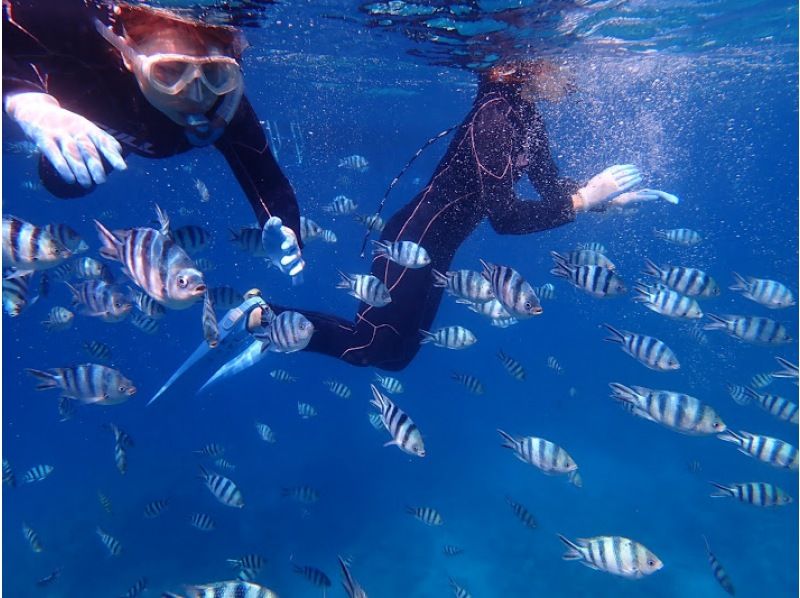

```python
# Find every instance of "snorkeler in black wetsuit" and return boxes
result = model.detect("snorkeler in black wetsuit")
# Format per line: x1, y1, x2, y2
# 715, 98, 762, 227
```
3, 0, 304, 277
272, 60, 677, 371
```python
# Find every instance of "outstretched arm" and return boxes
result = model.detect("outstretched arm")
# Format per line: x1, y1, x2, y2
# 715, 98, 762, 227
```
215, 97, 302, 245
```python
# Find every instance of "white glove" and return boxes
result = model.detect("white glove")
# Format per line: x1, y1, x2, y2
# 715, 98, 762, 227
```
609, 188, 680, 209
5, 92, 127, 187
575, 164, 642, 212
261, 216, 305, 281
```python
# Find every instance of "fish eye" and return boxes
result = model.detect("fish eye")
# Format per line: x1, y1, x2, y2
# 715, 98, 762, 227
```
178, 276, 187, 288
118, 385, 125, 392
524, 302, 532, 310
647, 559, 655, 567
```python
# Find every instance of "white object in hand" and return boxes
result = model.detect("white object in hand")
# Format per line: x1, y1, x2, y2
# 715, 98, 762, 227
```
576, 164, 642, 212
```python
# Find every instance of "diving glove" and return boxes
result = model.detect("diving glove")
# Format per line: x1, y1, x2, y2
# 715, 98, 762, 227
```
575, 164, 642, 212
261, 216, 305, 283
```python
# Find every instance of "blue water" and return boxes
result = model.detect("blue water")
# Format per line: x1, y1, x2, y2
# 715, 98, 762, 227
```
3, 1, 798, 596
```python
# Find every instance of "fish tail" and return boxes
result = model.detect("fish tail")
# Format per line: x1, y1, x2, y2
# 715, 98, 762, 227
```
716, 430, 743, 445
93, 219, 122, 261
25, 368, 57, 390
431, 269, 448, 287
743, 387, 761, 402
557, 534, 584, 560
729, 272, 748, 291
197, 465, 209, 480
631, 283, 652, 302
708, 481, 735, 498
652, 228, 666, 240
608, 382, 641, 406
549, 262, 572, 280
496, 428, 517, 450
154, 204, 170, 235
228, 228, 240, 242
335, 270, 352, 289
642, 258, 662, 278
703, 313, 728, 331
419, 329, 435, 343
371, 240, 389, 256
602, 323, 626, 344
369, 384, 387, 410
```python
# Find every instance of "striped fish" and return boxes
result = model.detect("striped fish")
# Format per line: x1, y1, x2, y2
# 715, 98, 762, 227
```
47, 261, 74, 282
688, 323, 709, 345
370, 385, 425, 457
172, 225, 212, 254
22, 522, 43, 552
449, 578, 472, 598
654, 227, 702, 246
194, 443, 225, 456
299, 216, 323, 242
480, 260, 542, 318
58, 396, 75, 421
744, 388, 799, 423
497, 349, 526, 380
194, 178, 210, 202
420, 326, 477, 349
687, 460, 702, 474
609, 384, 726, 435
338, 154, 369, 172
255, 422, 276, 443
373, 240, 430, 269
230, 227, 268, 257
642, 259, 719, 297
297, 402, 317, 419
199, 465, 244, 508
726, 384, 750, 406
96, 526, 122, 556
162, 581, 278, 598
75, 256, 113, 281
491, 316, 519, 328
131, 311, 159, 334
120, 576, 147, 598
208, 286, 241, 310
42, 306, 74, 331
324, 380, 352, 399
269, 369, 295, 383
459, 297, 512, 319
98, 491, 113, 514
498, 429, 579, 481
709, 481, 792, 506
132, 290, 166, 319
547, 356, 563, 374
451, 372, 485, 395
214, 458, 236, 471
202, 291, 219, 348
2, 272, 37, 316
368, 412, 383, 429
294, 564, 332, 588
355, 212, 385, 233
3, 215, 71, 273
702, 536, 735, 596
26, 364, 136, 404
281, 485, 319, 503
338, 554, 368, 598
321, 229, 338, 243
603, 324, 680, 371
633, 283, 702, 319
443, 545, 464, 556
558, 535, 663, 579
506, 496, 537, 528
537, 282, 555, 300
143, 498, 169, 518
107, 423, 133, 474
95, 207, 206, 309
751, 372, 774, 389
190, 512, 216, 531
550, 253, 625, 298
553, 249, 616, 270
67, 280, 131, 322
255, 311, 314, 353
35, 568, 61, 588
717, 430, 798, 470
773, 356, 798, 383
577, 242, 606, 253
22, 464, 54, 483
730, 273, 795, 309
374, 373, 404, 394
432, 268, 494, 303
3, 458, 15, 487
84, 340, 112, 361
705, 314, 792, 344
324, 195, 358, 214
406, 506, 443, 526
228, 554, 267, 572
336, 272, 391, 307
45, 223, 88, 254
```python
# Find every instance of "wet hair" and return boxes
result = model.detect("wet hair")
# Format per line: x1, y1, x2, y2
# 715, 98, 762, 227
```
113, 2, 248, 58
482, 58, 562, 87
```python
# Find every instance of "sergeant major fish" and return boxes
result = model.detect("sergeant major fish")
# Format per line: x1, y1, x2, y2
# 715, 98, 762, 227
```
702, 536, 735, 596
66, 280, 131, 322
294, 564, 332, 590
432, 268, 494, 303
324, 380, 352, 399
23, 464, 54, 483
44, 223, 88, 254
172, 225, 212, 255
281, 485, 319, 503
373, 240, 430, 269
254, 311, 314, 353
558, 534, 663, 579
480, 260, 541, 318
370, 385, 425, 457
3, 215, 71, 274
130, 312, 159, 334
96, 526, 122, 556
26, 364, 135, 405
338, 154, 369, 172
654, 227, 702, 246
420, 326, 477, 349
2, 272, 37, 316
161, 581, 278, 598
552, 249, 616, 270
709, 481, 792, 507
336, 272, 391, 307
339, 555, 368, 598
374, 373, 404, 394
451, 372, 485, 395
717, 430, 798, 470
497, 429, 580, 484
199, 465, 244, 508
705, 314, 792, 344
324, 195, 358, 215
602, 324, 680, 371
41, 307, 74, 331
506, 496, 537, 528
406, 506, 443, 526
229, 227, 268, 257
550, 253, 625, 298
355, 212, 385, 233
730, 273, 795, 309
744, 388, 799, 424
22, 522, 43, 552
642, 259, 719, 298
202, 291, 219, 348
497, 349, 526, 380
633, 284, 702, 319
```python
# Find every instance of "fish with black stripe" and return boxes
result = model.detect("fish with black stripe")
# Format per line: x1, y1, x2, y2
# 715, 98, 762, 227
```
3, 215, 71, 274
270, 369, 295, 383
22, 522, 43, 552
131, 312, 159, 334
577, 242, 606, 253
730, 273, 795, 309
449, 578, 472, 598
726, 384, 750, 406
368, 412, 383, 429
459, 297, 512, 320
131, 290, 166, 319
506, 496, 537, 529
336, 271, 391, 307
432, 268, 494, 303
702, 536, 735, 596
491, 316, 518, 328
451, 372, 485, 395
370, 385, 425, 457
374, 373, 404, 394
58, 396, 75, 422
94, 205, 206, 309
294, 564, 332, 590
324, 194, 359, 214
537, 282, 555, 300
299, 216, 323, 242
373, 240, 430, 269
161, 580, 279, 598
208, 285, 242, 310
609, 384, 726, 435
255, 422, 276, 443
172, 225, 212, 254
558, 534, 663, 579
3, 458, 16, 487
497, 349, 526, 380
143, 498, 169, 518
297, 402, 317, 419
642, 259, 719, 298
26, 364, 136, 405
96, 526, 122, 556
498, 429, 580, 484
107, 423, 133, 474
190, 512, 216, 531
324, 380, 352, 399
773, 356, 798, 384
254, 311, 314, 353
23, 464, 54, 483
480, 259, 542, 318
443, 545, 464, 556
717, 430, 798, 470
230, 226, 268, 257
120, 577, 147, 598
42, 306, 74, 331
194, 442, 225, 457
84, 340, 112, 361
228, 554, 266, 578
76, 256, 113, 281
355, 212, 385, 233
709, 481, 792, 507
705, 314, 792, 345
214, 458, 236, 471
406, 506, 443, 526
199, 465, 244, 508
633, 283, 702, 319
98, 491, 113, 514
339, 554, 368, 598
339, 154, 369, 171
550, 253, 625, 298
654, 227, 702, 246
602, 324, 680, 371
547, 356, 563, 374
744, 387, 798, 424
420, 326, 477, 349
553, 249, 617, 270
750, 372, 774, 389
66, 280, 132, 322
281, 485, 319, 503
44, 223, 88, 254
2, 271, 38, 316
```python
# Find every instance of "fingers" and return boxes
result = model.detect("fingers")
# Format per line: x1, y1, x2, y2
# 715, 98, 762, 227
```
76, 135, 107, 185
58, 136, 93, 187
615, 173, 642, 191
39, 137, 76, 184
88, 128, 127, 172
649, 189, 680, 205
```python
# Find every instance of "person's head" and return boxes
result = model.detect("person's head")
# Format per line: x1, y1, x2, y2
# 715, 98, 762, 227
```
484, 58, 576, 103
97, 3, 247, 124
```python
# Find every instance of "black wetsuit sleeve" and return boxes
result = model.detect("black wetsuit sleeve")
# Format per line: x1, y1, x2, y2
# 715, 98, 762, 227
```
476, 98, 576, 235
214, 96, 302, 244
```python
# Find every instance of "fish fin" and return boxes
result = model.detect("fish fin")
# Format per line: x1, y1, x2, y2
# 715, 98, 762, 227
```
479, 258, 493, 281
557, 534, 585, 560
708, 481, 734, 497
496, 428, 517, 450
369, 384, 387, 410
642, 258, 662, 278
25, 368, 57, 390
716, 430, 743, 445
608, 383, 642, 404
729, 272, 749, 292
743, 387, 761, 402
228, 228, 240, 242
419, 329, 434, 343
454, 298, 473, 305
703, 313, 728, 331
601, 323, 626, 344
78, 394, 110, 405
383, 439, 398, 448
3, 268, 34, 279
154, 204, 170, 237
549, 262, 574, 280
335, 270, 353, 289
93, 219, 122, 261
431, 269, 448, 287
653, 228, 666, 240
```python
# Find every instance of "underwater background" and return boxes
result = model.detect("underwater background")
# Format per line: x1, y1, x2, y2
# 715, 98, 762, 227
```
3, 0, 798, 596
